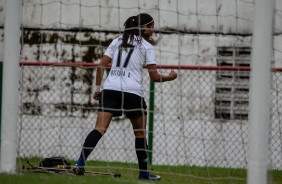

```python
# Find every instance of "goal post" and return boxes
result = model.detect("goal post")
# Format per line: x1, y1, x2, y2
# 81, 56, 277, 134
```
247, 0, 274, 183
0, 0, 22, 173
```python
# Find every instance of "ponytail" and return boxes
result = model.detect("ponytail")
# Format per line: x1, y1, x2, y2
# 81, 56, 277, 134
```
122, 13, 157, 48
122, 16, 138, 48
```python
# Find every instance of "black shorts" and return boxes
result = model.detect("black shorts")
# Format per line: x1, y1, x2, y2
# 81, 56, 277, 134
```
98, 89, 147, 119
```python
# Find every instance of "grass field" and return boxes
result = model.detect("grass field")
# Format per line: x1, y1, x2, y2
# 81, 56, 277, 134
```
0, 158, 281, 184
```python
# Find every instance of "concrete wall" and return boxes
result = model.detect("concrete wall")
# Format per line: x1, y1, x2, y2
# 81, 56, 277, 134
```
20, 0, 256, 33
0, 0, 281, 64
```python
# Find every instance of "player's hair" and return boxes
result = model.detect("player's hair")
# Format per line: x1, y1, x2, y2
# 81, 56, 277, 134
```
122, 13, 157, 48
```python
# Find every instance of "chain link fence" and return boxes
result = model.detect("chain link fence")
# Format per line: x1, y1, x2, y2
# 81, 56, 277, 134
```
18, 63, 282, 170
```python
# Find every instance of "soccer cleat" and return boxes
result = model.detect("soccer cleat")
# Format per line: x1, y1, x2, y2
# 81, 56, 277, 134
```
138, 172, 161, 181
73, 164, 85, 176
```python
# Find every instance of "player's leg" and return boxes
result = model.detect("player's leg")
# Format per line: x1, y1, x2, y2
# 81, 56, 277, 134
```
130, 116, 161, 181
78, 112, 113, 164
130, 115, 148, 172
74, 112, 113, 175
125, 92, 161, 180
74, 90, 120, 175
77, 112, 112, 162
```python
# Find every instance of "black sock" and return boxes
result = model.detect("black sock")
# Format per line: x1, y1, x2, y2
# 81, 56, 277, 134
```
135, 138, 148, 173
79, 129, 103, 162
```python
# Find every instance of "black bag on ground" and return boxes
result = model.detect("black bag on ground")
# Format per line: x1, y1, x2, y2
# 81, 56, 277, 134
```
39, 157, 71, 169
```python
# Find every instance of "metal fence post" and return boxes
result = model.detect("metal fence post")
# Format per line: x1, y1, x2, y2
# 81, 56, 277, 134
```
0, 62, 2, 155
148, 80, 155, 164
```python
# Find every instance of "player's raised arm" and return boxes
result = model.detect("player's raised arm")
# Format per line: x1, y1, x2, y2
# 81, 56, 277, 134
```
147, 64, 177, 82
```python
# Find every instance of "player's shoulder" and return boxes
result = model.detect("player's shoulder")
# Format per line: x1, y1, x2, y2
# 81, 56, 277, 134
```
138, 38, 154, 54
107, 36, 122, 49
111, 36, 122, 44
129, 35, 152, 47
140, 38, 154, 49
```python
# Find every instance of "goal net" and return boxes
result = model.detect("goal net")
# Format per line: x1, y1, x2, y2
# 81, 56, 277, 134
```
1, 0, 282, 183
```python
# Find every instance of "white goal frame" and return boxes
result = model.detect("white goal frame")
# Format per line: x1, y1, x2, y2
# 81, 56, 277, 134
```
0, 0, 22, 173
247, 0, 274, 184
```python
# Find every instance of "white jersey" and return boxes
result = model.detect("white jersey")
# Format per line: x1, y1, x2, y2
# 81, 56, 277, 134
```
102, 35, 156, 97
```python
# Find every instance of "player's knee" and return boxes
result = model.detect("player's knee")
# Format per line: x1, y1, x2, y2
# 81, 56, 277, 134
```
95, 127, 107, 135
134, 130, 146, 138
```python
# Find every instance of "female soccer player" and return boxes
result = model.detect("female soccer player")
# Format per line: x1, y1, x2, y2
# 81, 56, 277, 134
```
73, 13, 177, 181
